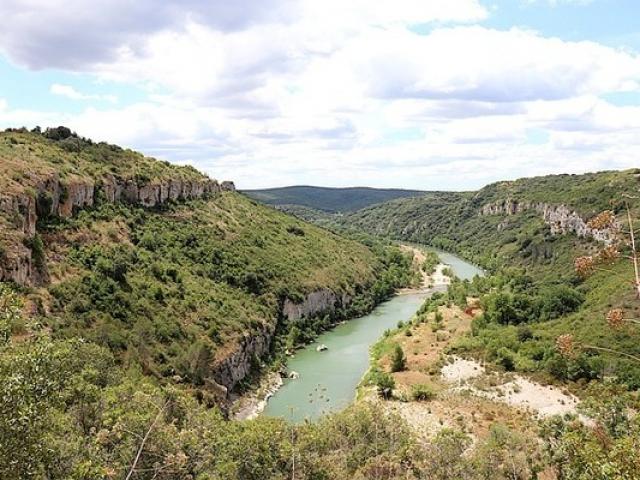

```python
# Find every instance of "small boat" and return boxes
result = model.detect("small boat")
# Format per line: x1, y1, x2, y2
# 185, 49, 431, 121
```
316, 344, 328, 352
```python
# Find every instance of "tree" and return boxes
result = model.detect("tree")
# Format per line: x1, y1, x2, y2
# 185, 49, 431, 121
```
390, 344, 406, 372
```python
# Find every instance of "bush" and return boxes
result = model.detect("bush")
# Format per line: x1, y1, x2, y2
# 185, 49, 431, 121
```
495, 347, 516, 371
43, 125, 73, 140
371, 370, 395, 399
390, 344, 406, 372
411, 383, 437, 401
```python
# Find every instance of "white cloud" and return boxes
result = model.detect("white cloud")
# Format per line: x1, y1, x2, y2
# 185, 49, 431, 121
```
1, 1, 639, 189
50, 84, 117, 103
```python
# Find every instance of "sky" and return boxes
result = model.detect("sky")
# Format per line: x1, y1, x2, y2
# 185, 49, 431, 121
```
1, 0, 639, 190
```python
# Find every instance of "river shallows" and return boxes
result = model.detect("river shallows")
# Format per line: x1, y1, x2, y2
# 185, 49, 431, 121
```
263, 249, 483, 422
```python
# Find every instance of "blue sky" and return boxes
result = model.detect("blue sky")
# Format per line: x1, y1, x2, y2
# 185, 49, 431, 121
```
1, 0, 639, 189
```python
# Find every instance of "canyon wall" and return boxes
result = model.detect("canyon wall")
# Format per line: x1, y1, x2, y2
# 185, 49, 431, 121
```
210, 287, 355, 396
282, 288, 353, 322
479, 199, 616, 244
0, 173, 235, 286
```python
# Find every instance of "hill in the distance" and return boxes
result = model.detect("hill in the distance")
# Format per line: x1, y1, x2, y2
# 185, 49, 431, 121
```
242, 185, 427, 212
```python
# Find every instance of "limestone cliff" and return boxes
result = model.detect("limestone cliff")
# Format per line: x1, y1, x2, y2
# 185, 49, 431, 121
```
211, 324, 274, 396
0, 173, 235, 286
210, 287, 355, 396
479, 199, 616, 244
282, 288, 353, 322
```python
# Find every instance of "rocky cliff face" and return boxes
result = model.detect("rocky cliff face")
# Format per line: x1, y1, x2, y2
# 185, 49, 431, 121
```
0, 174, 236, 286
209, 287, 354, 396
102, 175, 235, 206
282, 288, 352, 322
211, 324, 274, 397
479, 199, 616, 243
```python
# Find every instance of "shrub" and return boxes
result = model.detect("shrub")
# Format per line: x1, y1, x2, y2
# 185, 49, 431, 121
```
411, 383, 437, 401
495, 347, 516, 371
371, 370, 395, 399
390, 344, 406, 372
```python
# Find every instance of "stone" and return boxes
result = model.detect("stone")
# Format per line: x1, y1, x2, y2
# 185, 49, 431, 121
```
479, 199, 617, 244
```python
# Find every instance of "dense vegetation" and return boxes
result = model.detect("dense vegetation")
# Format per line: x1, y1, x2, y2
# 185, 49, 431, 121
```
330, 170, 640, 380
3, 129, 640, 478
6, 283, 639, 479
41, 194, 411, 388
342, 170, 638, 270
243, 185, 426, 213
1, 129, 415, 398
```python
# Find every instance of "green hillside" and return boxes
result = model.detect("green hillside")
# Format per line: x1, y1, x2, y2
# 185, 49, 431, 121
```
243, 185, 427, 212
343, 170, 638, 272
0, 128, 413, 396
342, 169, 640, 385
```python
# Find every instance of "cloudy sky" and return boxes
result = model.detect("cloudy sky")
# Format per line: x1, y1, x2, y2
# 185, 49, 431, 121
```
1, 0, 639, 189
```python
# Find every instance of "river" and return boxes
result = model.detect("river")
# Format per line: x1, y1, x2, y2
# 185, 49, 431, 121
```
262, 247, 484, 422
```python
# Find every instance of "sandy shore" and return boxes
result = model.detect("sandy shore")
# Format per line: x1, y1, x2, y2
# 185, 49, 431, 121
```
398, 244, 451, 293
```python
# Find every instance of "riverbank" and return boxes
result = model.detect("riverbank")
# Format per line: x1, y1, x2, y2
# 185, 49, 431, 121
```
398, 244, 450, 293
253, 246, 483, 422
230, 371, 283, 420
362, 295, 582, 445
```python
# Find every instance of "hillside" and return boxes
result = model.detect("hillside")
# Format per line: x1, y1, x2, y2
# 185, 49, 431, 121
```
342, 169, 640, 385
0, 128, 413, 398
243, 185, 426, 212
343, 170, 637, 273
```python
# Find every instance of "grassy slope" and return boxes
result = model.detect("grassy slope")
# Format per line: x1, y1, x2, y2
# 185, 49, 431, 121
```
341, 169, 640, 386
344, 170, 639, 272
42, 192, 391, 383
1, 129, 410, 390
243, 185, 426, 212
0, 129, 205, 191
0, 129, 207, 259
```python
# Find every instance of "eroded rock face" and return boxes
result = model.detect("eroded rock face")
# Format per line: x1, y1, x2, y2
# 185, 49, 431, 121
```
212, 324, 274, 393
210, 287, 354, 396
102, 175, 230, 206
0, 173, 235, 286
282, 288, 354, 322
479, 199, 617, 244
283, 289, 337, 321
0, 243, 32, 286
0, 193, 37, 236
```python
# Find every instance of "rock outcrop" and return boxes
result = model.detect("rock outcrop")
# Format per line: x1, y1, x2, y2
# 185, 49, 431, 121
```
0, 242, 32, 287
212, 324, 274, 394
102, 175, 235, 206
479, 199, 616, 243
210, 287, 355, 395
0, 174, 235, 286
282, 289, 352, 322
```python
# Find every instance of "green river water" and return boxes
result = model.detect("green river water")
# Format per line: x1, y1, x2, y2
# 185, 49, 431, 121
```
263, 248, 484, 422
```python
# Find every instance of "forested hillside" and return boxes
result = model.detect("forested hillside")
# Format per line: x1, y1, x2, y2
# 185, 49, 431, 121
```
0, 127, 413, 397
346, 169, 640, 387
243, 185, 426, 212
343, 170, 636, 272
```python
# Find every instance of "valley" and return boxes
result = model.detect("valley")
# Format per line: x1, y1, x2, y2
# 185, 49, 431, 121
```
258, 246, 482, 422
1, 128, 639, 479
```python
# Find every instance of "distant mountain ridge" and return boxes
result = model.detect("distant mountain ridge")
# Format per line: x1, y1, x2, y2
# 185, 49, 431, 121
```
243, 185, 427, 212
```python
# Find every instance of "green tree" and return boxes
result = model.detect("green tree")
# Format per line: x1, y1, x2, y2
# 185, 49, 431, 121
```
390, 344, 406, 372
